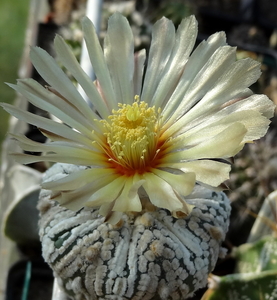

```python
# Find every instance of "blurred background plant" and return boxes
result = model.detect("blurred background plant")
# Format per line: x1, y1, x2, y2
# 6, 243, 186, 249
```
0, 0, 30, 159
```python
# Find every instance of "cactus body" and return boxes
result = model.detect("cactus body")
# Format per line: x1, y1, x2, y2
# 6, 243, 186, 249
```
38, 163, 231, 300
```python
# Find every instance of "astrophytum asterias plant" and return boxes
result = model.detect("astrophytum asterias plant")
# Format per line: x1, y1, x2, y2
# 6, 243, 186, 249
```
2, 12, 275, 300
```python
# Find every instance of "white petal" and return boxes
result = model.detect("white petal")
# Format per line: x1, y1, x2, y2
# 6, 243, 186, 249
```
221, 94, 275, 119
9, 153, 91, 166
141, 17, 175, 104
42, 168, 114, 191
142, 172, 184, 211
165, 89, 253, 137
152, 168, 195, 196
165, 45, 237, 129
150, 15, 198, 109
0, 103, 95, 147
166, 122, 247, 162
99, 205, 123, 224
99, 203, 123, 225
162, 31, 227, 120
107, 212, 123, 225
199, 58, 261, 107
54, 35, 110, 118
12, 134, 104, 161
113, 176, 143, 212
86, 176, 126, 206
57, 173, 118, 211
82, 16, 116, 109
178, 110, 270, 146
104, 12, 134, 104
133, 49, 146, 96
176, 58, 262, 126
165, 56, 262, 138
54, 186, 94, 211
9, 80, 96, 137
30, 47, 92, 117
9, 153, 104, 166
169, 160, 231, 187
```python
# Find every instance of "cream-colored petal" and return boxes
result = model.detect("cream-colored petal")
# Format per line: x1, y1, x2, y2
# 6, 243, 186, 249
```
165, 89, 252, 138
54, 35, 110, 118
142, 172, 183, 211
133, 49, 146, 96
113, 177, 143, 212
99, 202, 115, 217
42, 168, 114, 191
220, 94, 275, 119
167, 160, 231, 187
104, 12, 134, 105
99, 204, 123, 224
11, 133, 103, 160
10, 151, 106, 166
152, 168, 195, 196
199, 58, 261, 109
127, 174, 146, 199
177, 110, 271, 146
172, 201, 194, 218
166, 122, 247, 162
163, 93, 274, 143
173, 58, 261, 128
150, 15, 198, 109
82, 16, 116, 110
85, 176, 126, 206
58, 173, 118, 210
162, 31, 227, 121
8, 153, 45, 165
30, 47, 92, 116
141, 17, 175, 104
54, 189, 92, 211
38, 128, 101, 152
106, 212, 123, 225
9, 81, 96, 137
163, 58, 263, 138
54, 188, 93, 211
164, 45, 237, 132
0, 103, 95, 147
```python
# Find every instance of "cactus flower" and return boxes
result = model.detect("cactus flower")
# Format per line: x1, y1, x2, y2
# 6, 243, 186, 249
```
2, 13, 274, 224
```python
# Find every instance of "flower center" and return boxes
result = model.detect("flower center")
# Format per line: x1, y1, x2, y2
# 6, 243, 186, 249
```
101, 98, 161, 175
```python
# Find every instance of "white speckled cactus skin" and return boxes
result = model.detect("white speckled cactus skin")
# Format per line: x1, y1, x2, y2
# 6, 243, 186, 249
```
38, 163, 231, 300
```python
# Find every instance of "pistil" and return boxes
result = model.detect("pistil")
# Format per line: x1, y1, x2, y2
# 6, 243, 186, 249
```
100, 98, 161, 174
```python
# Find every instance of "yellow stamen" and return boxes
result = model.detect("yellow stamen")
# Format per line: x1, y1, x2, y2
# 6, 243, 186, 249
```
100, 97, 161, 174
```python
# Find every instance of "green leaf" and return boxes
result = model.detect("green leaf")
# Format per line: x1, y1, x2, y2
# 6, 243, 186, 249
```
234, 236, 277, 273
203, 270, 277, 300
